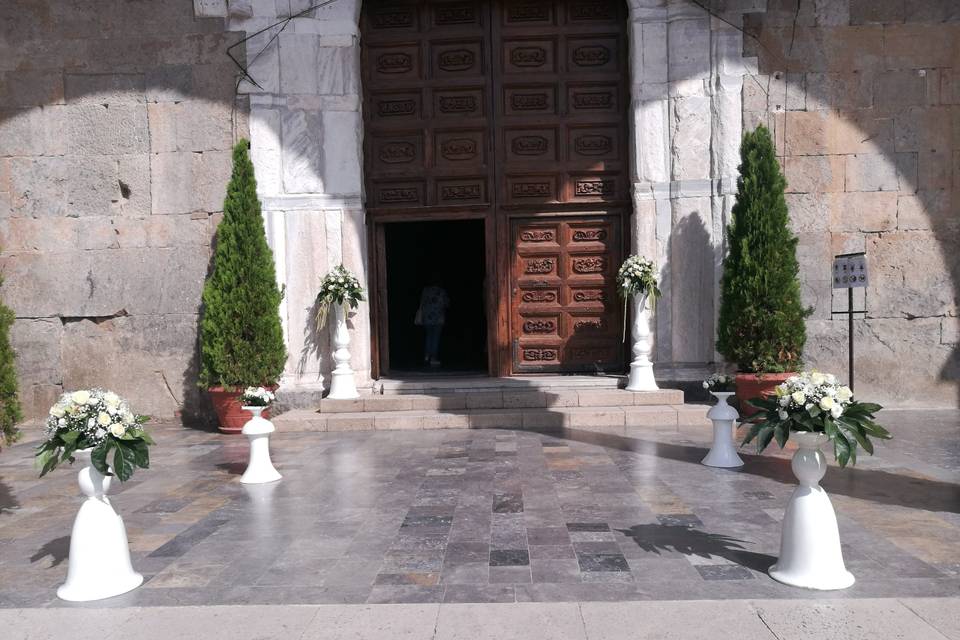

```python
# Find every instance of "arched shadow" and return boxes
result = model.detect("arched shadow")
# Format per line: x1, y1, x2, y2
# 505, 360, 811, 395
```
616, 523, 776, 573
30, 535, 70, 568
565, 428, 960, 514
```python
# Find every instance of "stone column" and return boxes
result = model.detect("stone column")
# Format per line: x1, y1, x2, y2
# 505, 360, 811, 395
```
217, 0, 369, 403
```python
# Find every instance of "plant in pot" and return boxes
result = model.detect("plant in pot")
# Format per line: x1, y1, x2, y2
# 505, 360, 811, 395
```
716, 125, 811, 416
701, 373, 742, 468
36, 389, 153, 601
315, 264, 365, 400
742, 371, 891, 590
238, 386, 282, 484
199, 140, 286, 433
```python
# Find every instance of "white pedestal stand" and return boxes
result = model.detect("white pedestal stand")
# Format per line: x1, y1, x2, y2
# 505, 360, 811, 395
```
57, 449, 143, 602
240, 407, 282, 484
327, 303, 359, 399
769, 431, 855, 590
702, 391, 744, 468
625, 294, 658, 391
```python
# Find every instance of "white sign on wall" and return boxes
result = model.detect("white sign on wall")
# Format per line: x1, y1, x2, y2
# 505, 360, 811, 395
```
832, 253, 868, 289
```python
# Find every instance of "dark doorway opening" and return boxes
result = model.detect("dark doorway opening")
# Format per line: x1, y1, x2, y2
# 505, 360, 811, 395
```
384, 219, 487, 375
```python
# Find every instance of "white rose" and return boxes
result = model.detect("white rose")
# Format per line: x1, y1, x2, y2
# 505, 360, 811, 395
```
824, 386, 836, 397
830, 404, 843, 419
122, 411, 135, 425
811, 372, 825, 386
96, 412, 111, 427
825, 374, 836, 385
109, 423, 126, 437
50, 405, 65, 418
791, 391, 806, 405
104, 392, 121, 408
779, 395, 790, 407
71, 390, 91, 405
702, 381, 709, 389
58, 418, 66, 427
819, 397, 835, 411
837, 386, 853, 402
778, 410, 788, 420
95, 428, 106, 438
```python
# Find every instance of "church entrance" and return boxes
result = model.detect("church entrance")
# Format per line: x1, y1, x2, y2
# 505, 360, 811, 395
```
362, 0, 629, 377
380, 219, 488, 374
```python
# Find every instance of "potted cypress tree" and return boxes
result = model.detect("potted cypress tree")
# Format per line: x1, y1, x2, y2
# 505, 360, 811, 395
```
716, 125, 810, 414
199, 140, 286, 433
0, 273, 22, 450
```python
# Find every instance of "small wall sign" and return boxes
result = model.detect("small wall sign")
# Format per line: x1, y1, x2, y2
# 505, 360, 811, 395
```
833, 252, 868, 289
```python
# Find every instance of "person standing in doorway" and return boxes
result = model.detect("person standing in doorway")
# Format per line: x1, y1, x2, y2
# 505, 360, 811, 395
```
417, 272, 449, 368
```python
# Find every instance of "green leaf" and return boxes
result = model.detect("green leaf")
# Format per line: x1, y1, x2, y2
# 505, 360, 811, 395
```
91, 442, 112, 476
757, 425, 776, 453
853, 402, 882, 415
131, 440, 150, 469
774, 423, 788, 449
111, 442, 134, 482
833, 432, 851, 468
36, 448, 57, 477
60, 431, 79, 445
807, 404, 821, 417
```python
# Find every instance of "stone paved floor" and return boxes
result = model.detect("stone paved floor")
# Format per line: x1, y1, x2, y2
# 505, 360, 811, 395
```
1, 409, 958, 607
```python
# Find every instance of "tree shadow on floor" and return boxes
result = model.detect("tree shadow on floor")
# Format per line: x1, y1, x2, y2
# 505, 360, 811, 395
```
616, 523, 776, 573
565, 429, 960, 514
0, 479, 19, 516
30, 536, 70, 568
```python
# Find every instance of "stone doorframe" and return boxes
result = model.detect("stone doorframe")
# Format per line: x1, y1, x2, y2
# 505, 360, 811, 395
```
196, 0, 762, 400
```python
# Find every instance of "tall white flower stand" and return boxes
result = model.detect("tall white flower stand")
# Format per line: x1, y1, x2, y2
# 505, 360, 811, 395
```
769, 431, 855, 590
240, 407, 282, 484
327, 303, 359, 399
625, 294, 658, 392
702, 391, 744, 468
57, 449, 143, 602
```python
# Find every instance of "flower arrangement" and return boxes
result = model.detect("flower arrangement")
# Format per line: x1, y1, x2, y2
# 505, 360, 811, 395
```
703, 373, 736, 393
741, 371, 891, 467
36, 389, 153, 482
616, 255, 661, 304
315, 264, 365, 329
241, 386, 275, 407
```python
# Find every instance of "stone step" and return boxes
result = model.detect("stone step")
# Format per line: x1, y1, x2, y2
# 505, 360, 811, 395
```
272, 402, 711, 434
318, 388, 683, 414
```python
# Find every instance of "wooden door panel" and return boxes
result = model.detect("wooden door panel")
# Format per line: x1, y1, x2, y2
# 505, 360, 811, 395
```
512, 216, 622, 372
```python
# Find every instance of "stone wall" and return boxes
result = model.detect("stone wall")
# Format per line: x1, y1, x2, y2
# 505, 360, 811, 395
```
743, 0, 959, 406
0, 1, 244, 420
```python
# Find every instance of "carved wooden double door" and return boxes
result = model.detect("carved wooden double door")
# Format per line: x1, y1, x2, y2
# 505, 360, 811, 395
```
362, 0, 628, 374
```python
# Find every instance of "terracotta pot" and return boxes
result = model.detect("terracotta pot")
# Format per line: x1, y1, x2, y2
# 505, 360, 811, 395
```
208, 387, 273, 434
735, 372, 793, 418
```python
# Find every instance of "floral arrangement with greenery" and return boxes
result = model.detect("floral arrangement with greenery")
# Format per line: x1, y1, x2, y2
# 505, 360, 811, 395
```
36, 390, 152, 482
703, 373, 736, 393
241, 386, 275, 407
315, 264, 365, 329
616, 255, 661, 303
742, 371, 891, 468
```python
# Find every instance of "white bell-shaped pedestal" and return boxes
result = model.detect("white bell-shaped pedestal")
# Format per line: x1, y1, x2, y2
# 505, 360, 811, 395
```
57, 449, 143, 602
625, 294, 658, 392
702, 391, 744, 468
769, 431, 855, 590
241, 407, 282, 484
327, 303, 359, 399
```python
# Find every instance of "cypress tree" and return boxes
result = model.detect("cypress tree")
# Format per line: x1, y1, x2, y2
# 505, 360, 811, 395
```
716, 125, 809, 373
198, 140, 286, 389
0, 275, 22, 448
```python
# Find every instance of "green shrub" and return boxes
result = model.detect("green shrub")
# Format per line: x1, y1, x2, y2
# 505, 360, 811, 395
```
198, 140, 286, 389
716, 125, 810, 373
0, 280, 22, 448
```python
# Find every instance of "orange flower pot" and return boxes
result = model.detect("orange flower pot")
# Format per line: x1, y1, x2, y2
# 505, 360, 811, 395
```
735, 372, 794, 418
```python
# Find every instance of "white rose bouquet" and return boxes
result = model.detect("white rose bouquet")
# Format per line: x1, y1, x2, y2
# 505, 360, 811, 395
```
702, 373, 736, 393
241, 386, 275, 407
741, 371, 891, 467
616, 255, 661, 304
315, 264, 365, 329
36, 389, 153, 481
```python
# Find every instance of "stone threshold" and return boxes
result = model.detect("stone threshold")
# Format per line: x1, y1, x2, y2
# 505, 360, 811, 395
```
319, 388, 684, 413
272, 402, 710, 434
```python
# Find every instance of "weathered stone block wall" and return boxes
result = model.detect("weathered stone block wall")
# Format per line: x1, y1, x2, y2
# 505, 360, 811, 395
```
0, 1, 244, 420
744, 0, 959, 405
